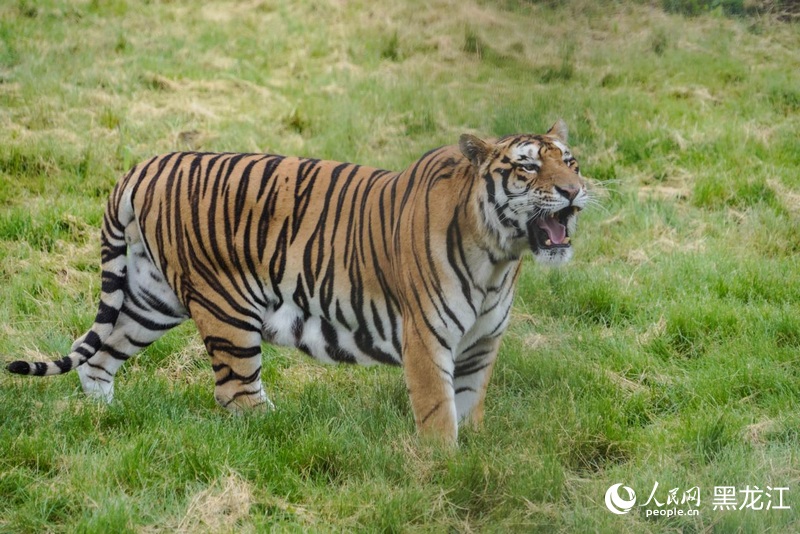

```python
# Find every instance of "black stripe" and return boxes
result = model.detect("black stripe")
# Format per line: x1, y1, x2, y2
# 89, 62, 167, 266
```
121, 304, 184, 331
101, 344, 131, 361
321, 319, 357, 364
406, 281, 452, 352
53, 357, 72, 372
268, 219, 289, 305
74, 345, 94, 358
223, 388, 265, 407
101, 271, 126, 293
85, 361, 114, 376
83, 330, 102, 351
291, 158, 321, 242
214, 365, 262, 386
95, 300, 120, 324
137, 285, 183, 317
458, 349, 492, 366
446, 213, 477, 315
455, 361, 491, 377
204, 336, 261, 358
420, 401, 444, 425
124, 334, 151, 348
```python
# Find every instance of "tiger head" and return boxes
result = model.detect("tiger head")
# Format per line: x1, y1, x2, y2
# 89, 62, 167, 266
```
459, 119, 588, 265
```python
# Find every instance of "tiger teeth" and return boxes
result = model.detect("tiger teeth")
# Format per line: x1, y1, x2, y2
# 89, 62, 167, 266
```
563, 237, 571, 244
545, 239, 552, 246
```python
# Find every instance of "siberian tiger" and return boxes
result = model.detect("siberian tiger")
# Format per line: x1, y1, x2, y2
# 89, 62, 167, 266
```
7, 120, 588, 444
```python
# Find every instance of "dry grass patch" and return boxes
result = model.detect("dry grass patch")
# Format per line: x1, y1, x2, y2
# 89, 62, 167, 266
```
154, 335, 207, 385
768, 178, 800, 215
164, 472, 255, 534
743, 419, 779, 446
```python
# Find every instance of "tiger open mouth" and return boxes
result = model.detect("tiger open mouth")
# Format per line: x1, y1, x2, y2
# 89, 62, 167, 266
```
527, 207, 581, 251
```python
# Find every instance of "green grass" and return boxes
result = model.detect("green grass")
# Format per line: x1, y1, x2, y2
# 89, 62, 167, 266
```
1, 0, 799, 531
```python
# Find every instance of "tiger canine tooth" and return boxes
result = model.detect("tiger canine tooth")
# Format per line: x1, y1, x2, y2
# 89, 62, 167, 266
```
545, 239, 553, 246
563, 237, 571, 244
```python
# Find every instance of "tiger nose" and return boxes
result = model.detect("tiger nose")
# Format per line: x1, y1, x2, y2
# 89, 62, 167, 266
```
555, 185, 579, 201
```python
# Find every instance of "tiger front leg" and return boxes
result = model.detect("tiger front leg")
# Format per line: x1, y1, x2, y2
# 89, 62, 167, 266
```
454, 335, 502, 429
402, 324, 458, 445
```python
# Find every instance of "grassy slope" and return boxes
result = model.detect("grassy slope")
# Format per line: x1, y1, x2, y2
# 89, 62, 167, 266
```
1, 0, 799, 531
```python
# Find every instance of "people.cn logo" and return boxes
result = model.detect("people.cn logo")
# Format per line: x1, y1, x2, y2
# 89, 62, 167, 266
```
605, 483, 637, 514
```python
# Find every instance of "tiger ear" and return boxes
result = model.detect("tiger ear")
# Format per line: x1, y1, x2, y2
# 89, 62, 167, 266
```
546, 119, 568, 143
459, 134, 491, 167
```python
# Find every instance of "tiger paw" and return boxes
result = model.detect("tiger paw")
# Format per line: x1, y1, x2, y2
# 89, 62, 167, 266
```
76, 363, 114, 404
217, 387, 274, 413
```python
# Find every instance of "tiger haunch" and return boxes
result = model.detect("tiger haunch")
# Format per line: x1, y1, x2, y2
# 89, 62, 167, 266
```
6, 120, 588, 444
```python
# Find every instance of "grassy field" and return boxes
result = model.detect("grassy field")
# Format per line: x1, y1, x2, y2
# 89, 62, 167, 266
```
1, 0, 799, 531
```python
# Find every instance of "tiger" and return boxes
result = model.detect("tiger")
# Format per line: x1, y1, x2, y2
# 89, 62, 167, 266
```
6, 119, 588, 444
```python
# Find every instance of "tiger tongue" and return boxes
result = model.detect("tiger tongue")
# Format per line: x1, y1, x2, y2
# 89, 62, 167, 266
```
535, 217, 567, 245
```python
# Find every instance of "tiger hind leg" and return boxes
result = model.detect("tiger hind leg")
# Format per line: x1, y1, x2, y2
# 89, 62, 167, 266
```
77, 305, 186, 402
77, 224, 187, 402
189, 302, 273, 412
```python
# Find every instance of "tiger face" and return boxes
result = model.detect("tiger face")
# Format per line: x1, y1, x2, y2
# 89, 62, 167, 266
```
460, 119, 587, 265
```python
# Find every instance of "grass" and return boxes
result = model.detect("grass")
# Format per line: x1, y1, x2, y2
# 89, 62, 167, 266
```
1, 0, 799, 531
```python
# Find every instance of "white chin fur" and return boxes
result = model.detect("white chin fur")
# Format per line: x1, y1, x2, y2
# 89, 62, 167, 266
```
533, 246, 574, 266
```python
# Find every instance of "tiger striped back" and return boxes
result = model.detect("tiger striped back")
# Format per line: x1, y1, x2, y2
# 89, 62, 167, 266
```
130, 152, 407, 366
